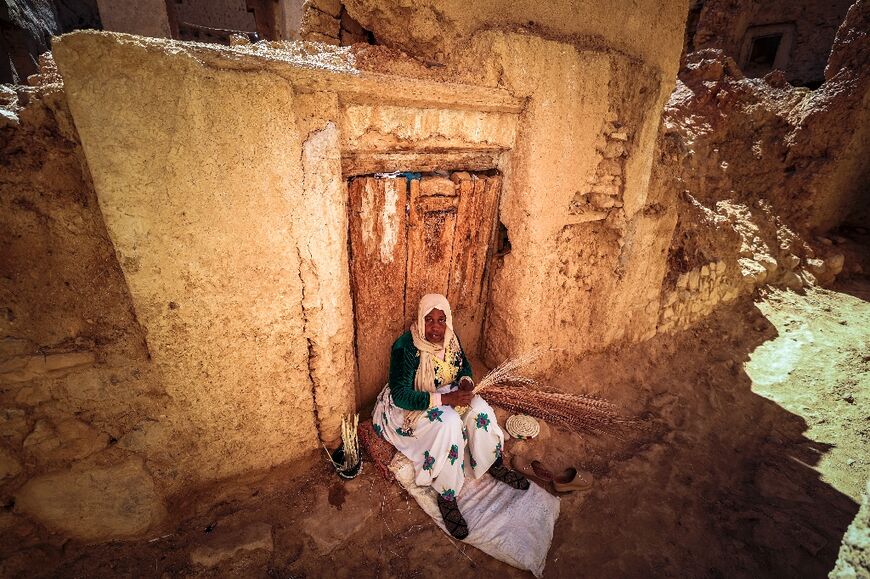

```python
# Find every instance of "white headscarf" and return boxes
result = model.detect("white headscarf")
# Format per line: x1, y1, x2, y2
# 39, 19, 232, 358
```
409, 293, 458, 395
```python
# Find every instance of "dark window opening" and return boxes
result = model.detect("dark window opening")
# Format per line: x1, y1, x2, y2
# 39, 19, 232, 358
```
748, 34, 782, 68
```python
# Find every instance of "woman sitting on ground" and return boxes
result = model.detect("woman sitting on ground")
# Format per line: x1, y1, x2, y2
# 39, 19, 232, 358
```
373, 293, 529, 540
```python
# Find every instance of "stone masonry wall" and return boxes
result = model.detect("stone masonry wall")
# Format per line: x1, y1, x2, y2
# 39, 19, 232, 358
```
1, 68, 168, 545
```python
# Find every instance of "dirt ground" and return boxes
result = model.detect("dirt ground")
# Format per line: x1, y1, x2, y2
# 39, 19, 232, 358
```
4, 235, 868, 578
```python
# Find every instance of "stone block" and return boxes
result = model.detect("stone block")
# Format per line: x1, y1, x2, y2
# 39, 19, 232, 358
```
0, 447, 22, 480
305, 0, 342, 18
0, 338, 34, 359
609, 132, 629, 141
676, 274, 688, 289
0, 356, 46, 383
738, 257, 767, 284
780, 271, 803, 290
688, 270, 700, 291
805, 258, 826, 276
598, 159, 622, 176
301, 7, 341, 38
590, 183, 620, 196
14, 383, 52, 405
0, 409, 28, 445
15, 457, 164, 542
301, 31, 341, 46
23, 420, 59, 455
701, 264, 710, 277
755, 253, 778, 273
779, 253, 800, 270
590, 192, 618, 209
24, 418, 108, 464
602, 140, 626, 158
1, 351, 94, 383
44, 352, 95, 372
190, 522, 273, 568
825, 253, 845, 275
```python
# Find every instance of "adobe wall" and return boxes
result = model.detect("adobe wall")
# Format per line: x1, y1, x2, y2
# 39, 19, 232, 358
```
95, 0, 172, 38
1, 75, 169, 544
6, 0, 691, 543
338, 0, 691, 368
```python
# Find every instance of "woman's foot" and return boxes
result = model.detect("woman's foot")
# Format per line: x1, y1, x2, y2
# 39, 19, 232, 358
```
437, 495, 469, 540
488, 457, 530, 490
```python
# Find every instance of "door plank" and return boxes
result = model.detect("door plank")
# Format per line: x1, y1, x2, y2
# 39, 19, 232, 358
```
404, 178, 459, 325
348, 176, 408, 407
447, 174, 501, 311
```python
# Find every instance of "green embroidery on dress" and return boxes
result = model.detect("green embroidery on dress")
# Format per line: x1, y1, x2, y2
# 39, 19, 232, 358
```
448, 444, 459, 465
426, 407, 444, 422
423, 450, 435, 471
475, 412, 490, 431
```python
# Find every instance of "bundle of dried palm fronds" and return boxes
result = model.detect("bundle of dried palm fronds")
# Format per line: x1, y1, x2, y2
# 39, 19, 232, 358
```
472, 349, 543, 394
323, 413, 360, 471
473, 350, 640, 439
340, 413, 360, 469
481, 385, 638, 439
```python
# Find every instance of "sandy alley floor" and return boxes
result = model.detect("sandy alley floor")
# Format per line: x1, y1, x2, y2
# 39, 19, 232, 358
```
6, 278, 869, 578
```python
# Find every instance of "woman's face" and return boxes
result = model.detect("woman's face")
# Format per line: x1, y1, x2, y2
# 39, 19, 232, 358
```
424, 308, 447, 343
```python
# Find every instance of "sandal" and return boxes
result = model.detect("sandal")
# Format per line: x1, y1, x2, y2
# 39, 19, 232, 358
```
552, 467, 594, 492
488, 462, 531, 490
510, 455, 554, 484
437, 495, 469, 540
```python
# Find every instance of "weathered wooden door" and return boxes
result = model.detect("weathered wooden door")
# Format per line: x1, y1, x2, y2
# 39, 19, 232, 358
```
348, 172, 502, 408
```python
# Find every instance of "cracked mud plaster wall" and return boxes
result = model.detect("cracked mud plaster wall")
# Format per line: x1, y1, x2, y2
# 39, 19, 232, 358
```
51, 32, 357, 489
333, 0, 691, 371
443, 33, 684, 368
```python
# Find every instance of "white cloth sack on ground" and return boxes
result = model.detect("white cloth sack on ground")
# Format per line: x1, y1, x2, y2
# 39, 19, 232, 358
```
389, 453, 560, 577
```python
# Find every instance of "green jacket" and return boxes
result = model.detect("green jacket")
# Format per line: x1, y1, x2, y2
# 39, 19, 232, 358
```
389, 331, 473, 411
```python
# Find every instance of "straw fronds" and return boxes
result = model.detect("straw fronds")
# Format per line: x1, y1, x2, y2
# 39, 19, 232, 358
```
323, 413, 360, 470
341, 413, 360, 469
481, 385, 639, 439
473, 349, 544, 394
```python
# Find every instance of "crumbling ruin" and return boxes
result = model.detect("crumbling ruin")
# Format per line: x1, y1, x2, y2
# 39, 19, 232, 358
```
0, 0, 867, 576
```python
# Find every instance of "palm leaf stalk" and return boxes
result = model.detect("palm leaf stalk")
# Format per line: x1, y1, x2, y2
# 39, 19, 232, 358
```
473, 350, 638, 439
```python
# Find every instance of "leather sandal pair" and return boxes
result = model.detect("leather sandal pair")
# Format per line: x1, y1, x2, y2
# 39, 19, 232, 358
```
511, 456, 594, 492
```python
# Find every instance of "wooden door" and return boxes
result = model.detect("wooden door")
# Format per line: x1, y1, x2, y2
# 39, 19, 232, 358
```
348, 172, 501, 408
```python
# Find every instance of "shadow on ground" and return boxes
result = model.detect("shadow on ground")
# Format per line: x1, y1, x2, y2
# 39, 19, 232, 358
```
5, 284, 868, 578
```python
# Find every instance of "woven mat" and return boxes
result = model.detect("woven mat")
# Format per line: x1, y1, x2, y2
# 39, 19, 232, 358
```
358, 419, 396, 481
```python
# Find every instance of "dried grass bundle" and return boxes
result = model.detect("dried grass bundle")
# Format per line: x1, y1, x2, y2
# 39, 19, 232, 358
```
341, 413, 360, 468
481, 385, 638, 439
323, 413, 360, 470
473, 349, 543, 394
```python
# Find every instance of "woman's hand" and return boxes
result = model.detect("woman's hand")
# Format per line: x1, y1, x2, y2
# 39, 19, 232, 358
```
459, 376, 474, 392
442, 390, 474, 407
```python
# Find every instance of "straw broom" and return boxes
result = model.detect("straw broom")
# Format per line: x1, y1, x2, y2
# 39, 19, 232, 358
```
472, 350, 639, 439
